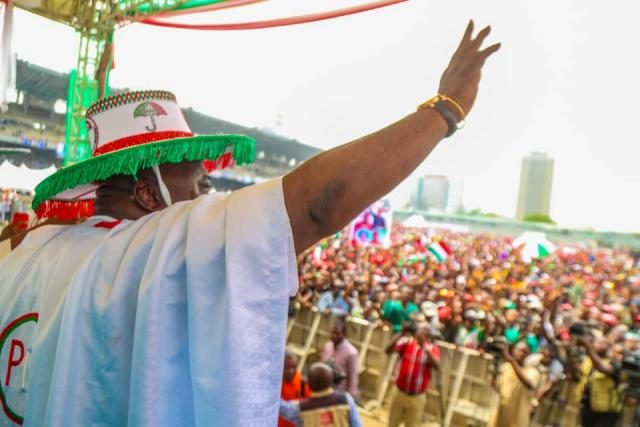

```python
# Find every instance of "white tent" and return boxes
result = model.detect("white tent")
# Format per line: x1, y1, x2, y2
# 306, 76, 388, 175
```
402, 214, 430, 228
512, 231, 557, 263
0, 161, 56, 192
430, 222, 470, 233
402, 214, 470, 233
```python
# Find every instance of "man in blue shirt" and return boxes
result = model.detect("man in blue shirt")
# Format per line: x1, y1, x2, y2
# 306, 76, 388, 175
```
316, 280, 350, 315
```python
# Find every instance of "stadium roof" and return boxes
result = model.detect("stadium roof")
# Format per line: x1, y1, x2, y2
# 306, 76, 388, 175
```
182, 109, 319, 162
17, 59, 69, 101
15, 59, 321, 161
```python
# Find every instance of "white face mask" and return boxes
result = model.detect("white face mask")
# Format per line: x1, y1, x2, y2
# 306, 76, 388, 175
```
152, 164, 173, 207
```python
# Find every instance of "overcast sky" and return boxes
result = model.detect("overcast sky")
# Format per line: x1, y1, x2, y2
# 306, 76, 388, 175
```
10, 0, 640, 233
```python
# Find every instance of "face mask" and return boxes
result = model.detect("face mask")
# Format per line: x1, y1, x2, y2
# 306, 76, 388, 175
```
152, 164, 173, 207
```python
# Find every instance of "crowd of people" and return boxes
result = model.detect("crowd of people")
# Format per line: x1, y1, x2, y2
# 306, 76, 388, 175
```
0, 116, 64, 149
285, 227, 640, 427
0, 189, 32, 223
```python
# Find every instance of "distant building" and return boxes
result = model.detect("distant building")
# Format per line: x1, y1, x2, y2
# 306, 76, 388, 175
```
516, 152, 554, 220
412, 175, 450, 212
446, 179, 464, 213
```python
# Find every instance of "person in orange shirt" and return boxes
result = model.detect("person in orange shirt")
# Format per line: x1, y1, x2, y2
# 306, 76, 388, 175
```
280, 352, 311, 427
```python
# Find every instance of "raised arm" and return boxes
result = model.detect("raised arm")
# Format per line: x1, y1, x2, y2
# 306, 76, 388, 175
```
283, 21, 500, 254
385, 329, 410, 355
501, 347, 536, 390
425, 344, 440, 371
578, 337, 616, 377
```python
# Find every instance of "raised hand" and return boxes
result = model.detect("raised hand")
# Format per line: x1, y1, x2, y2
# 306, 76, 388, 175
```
283, 21, 501, 255
438, 20, 501, 118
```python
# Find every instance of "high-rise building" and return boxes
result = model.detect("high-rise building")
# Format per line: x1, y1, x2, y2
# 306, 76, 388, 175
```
412, 175, 450, 211
446, 179, 464, 213
516, 152, 554, 220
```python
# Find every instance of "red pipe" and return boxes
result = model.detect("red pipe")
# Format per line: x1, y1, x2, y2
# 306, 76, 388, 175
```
148, 0, 266, 20
141, 0, 408, 31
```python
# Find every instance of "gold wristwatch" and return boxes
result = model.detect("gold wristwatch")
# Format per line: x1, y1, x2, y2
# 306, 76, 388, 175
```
417, 94, 466, 138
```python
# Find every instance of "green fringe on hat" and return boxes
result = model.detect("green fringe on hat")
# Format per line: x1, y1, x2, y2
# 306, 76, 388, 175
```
32, 134, 255, 210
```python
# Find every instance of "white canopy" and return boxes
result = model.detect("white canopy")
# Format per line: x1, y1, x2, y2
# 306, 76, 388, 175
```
0, 161, 57, 192
402, 214, 470, 233
402, 214, 430, 228
512, 231, 557, 263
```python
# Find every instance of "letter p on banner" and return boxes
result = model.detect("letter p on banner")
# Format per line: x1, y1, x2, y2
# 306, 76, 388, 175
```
4, 340, 24, 387
0, 312, 39, 425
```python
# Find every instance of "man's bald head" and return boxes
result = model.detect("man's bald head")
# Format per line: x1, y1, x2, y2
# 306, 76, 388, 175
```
307, 362, 334, 392
283, 351, 299, 382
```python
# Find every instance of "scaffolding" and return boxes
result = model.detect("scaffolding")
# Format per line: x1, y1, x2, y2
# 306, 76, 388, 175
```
15, 0, 195, 163
64, 1, 192, 164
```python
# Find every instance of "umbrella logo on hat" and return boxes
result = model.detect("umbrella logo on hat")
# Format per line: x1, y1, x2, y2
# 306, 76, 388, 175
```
134, 101, 168, 132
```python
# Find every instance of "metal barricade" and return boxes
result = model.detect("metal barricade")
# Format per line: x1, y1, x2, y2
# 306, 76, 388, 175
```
286, 309, 505, 426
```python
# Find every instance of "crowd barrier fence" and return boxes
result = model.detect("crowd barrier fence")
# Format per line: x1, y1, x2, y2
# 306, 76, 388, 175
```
286, 307, 640, 426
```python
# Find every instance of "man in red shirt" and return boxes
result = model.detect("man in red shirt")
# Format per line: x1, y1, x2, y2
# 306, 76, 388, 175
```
385, 323, 441, 427
279, 352, 311, 427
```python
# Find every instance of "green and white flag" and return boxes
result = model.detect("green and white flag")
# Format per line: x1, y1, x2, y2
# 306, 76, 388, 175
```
428, 241, 452, 263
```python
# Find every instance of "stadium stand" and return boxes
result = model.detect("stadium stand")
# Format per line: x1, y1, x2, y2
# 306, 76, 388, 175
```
1, 59, 321, 190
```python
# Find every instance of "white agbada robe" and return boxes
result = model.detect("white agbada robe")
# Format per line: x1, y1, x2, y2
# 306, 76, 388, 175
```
0, 239, 9, 259
0, 178, 297, 426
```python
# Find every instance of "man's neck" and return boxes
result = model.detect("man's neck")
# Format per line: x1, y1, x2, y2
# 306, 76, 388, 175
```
94, 198, 145, 221
310, 387, 334, 398
93, 209, 129, 221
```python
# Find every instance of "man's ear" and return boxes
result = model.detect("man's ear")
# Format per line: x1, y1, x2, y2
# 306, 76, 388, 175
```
133, 178, 165, 212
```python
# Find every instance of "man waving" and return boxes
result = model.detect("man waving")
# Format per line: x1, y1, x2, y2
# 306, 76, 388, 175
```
0, 21, 499, 426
